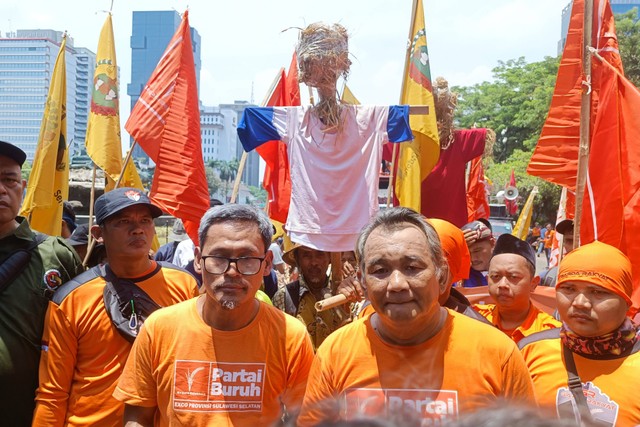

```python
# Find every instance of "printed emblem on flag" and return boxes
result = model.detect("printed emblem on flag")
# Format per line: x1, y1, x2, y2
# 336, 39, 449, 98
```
91, 73, 119, 116
173, 360, 265, 413
43, 269, 62, 291
124, 190, 141, 201
344, 388, 458, 423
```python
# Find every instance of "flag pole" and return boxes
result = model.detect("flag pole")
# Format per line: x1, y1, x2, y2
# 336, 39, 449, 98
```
573, 0, 594, 248
386, 0, 420, 208
83, 164, 98, 267
230, 68, 285, 204
113, 142, 137, 189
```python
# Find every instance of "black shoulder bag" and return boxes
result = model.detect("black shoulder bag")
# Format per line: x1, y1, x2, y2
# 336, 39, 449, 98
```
0, 233, 47, 295
101, 264, 162, 343
562, 345, 596, 425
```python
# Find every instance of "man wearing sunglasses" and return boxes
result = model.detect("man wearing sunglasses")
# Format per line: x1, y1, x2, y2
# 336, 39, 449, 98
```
115, 204, 314, 426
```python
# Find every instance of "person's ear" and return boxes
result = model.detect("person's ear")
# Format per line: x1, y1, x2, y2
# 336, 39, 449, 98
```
262, 250, 273, 277
531, 275, 540, 292
193, 246, 202, 275
91, 225, 104, 244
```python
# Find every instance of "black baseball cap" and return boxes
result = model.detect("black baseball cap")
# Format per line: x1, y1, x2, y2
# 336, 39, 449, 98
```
94, 187, 163, 225
0, 140, 27, 167
492, 233, 536, 268
66, 224, 89, 246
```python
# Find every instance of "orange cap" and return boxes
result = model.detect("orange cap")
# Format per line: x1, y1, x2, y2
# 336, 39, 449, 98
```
557, 241, 633, 306
428, 218, 471, 285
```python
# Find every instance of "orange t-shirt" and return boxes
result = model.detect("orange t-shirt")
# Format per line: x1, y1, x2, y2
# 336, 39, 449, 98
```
520, 330, 640, 427
114, 297, 314, 426
33, 262, 198, 427
544, 230, 556, 248
298, 309, 535, 426
473, 303, 561, 343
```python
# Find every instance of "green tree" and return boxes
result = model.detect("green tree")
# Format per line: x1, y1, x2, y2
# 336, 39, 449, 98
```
205, 166, 222, 196
486, 149, 561, 224
616, 8, 640, 87
454, 56, 559, 162
21, 161, 32, 181
210, 158, 240, 201
247, 185, 267, 206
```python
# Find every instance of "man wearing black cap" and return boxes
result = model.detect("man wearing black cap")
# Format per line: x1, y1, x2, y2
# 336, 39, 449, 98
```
0, 140, 84, 426
33, 187, 198, 426
473, 234, 560, 343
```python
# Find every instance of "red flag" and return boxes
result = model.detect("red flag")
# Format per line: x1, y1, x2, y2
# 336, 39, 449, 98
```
256, 53, 300, 223
527, 0, 623, 188
125, 10, 209, 245
580, 57, 640, 314
466, 156, 489, 222
505, 170, 518, 216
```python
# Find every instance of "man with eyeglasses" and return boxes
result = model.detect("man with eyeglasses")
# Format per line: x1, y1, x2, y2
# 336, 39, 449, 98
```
0, 141, 84, 426
115, 204, 314, 426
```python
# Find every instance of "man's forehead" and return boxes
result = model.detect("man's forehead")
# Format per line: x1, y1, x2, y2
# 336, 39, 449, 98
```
489, 253, 529, 269
108, 204, 153, 219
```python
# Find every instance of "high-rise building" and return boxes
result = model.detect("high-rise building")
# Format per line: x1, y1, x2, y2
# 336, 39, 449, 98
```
128, 10, 201, 160
200, 106, 237, 163
558, 0, 640, 54
219, 101, 260, 188
0, 30, 95, 161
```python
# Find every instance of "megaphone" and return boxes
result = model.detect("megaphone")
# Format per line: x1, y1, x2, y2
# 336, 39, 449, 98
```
504, 186, 519, 201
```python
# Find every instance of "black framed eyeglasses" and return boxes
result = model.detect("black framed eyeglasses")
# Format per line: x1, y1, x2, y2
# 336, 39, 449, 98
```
200, 255, 265, 276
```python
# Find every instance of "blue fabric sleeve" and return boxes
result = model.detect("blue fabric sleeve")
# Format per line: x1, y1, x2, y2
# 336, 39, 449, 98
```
387, 105, 413, 143
237, 107, 281, 152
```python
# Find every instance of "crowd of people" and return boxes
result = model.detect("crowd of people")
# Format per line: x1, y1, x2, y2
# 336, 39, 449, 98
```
1, 139, 639, 426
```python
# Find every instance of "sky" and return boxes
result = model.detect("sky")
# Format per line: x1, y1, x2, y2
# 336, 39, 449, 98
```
1, 0, 568, 151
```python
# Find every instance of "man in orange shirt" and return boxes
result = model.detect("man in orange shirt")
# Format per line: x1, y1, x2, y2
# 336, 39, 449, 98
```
474, 234, 560, 343
298, 207, 535, 426
114, 204, 314, 426
33, 188, 198, 426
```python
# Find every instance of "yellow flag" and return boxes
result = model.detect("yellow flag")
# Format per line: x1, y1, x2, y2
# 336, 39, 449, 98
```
85, 14, 123, 185
512, 187, 538, 240
19, 37, 69, 235
341, 84, 360, 105
395, 0, 440, 211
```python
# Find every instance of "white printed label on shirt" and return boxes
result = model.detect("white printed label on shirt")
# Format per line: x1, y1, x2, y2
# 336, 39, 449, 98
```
172, 360, 265, 413
556, 381, 618, 426
344, 388, 458, 425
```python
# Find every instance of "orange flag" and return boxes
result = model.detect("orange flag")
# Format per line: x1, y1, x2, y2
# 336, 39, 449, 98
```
125, 10, 209, 245
527, 0, 623, 188
580, 57, 640, 314
466, 156, 489, 222
256, 53, 300, 223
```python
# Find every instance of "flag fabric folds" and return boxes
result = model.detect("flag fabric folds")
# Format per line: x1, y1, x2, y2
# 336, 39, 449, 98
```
256, 53, 300, 223
527, 0, 623, 188
512, 187, 538, 241
85, 14, 124, 186
466, 156, 489, 222
19, 37, 69, 236
125, 10, 209, 245
394, 0, 440, 211
580, 56, 640, 313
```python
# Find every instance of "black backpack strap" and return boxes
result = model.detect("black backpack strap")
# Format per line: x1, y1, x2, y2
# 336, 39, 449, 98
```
562, 345, 595, 424
52, 266, 102, 304
0, 232, 48, 295
284, 280, 301, 316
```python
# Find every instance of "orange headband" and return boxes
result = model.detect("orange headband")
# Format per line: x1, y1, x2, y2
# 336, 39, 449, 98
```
557, 241, 632, 306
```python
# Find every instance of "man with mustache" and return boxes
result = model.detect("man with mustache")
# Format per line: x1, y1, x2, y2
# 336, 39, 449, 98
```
0, 141, 83, 426
33, 187, 197, 426
273, 239, 346, 349
114, 204, 314, 426
474, 233, 560, 343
